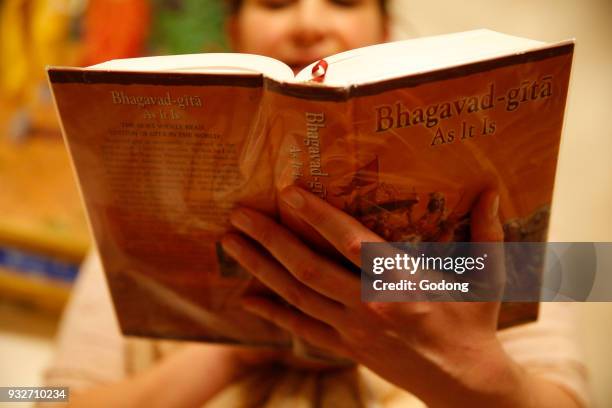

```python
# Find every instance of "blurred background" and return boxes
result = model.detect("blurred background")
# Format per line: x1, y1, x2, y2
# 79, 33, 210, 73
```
0, 0, 610, 406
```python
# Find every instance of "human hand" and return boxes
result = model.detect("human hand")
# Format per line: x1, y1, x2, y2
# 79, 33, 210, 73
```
221, 186, 533, 407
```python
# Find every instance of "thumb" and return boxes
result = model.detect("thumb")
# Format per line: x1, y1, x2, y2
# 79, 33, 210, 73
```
469, 189, 506, 303
471, 189, 504, 242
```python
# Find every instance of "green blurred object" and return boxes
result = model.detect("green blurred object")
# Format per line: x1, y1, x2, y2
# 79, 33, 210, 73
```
150, 0, 229, 55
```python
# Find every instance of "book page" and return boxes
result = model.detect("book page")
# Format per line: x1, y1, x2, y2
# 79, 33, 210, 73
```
49, 69, 289, 344
88, 52, 295, 82
295, 30, 549, 86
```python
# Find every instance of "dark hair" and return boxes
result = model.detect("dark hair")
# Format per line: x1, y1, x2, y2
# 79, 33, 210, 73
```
225, 0, 388, 16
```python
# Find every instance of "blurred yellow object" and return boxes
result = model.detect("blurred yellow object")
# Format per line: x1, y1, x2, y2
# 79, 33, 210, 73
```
31, 0, 73, 72
0, 266, 71, 316
0, 126, 90, 263
0, 0, 79, 115
0, 104, 90, 314
0, 1, 89, 315
0, 0, 31, 104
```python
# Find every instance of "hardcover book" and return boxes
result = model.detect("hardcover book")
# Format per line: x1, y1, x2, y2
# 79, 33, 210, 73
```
48, 29, 574, 344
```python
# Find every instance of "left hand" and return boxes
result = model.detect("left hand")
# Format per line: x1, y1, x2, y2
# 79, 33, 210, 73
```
221, 186, 529, 407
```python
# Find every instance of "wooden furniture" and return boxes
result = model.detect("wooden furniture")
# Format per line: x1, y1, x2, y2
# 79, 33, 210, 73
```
0, 102, 90, 315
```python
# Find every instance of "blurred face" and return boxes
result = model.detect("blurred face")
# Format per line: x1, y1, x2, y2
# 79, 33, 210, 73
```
229, 0, 388, 73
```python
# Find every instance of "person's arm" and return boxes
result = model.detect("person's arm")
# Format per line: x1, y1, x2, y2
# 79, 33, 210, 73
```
221, 186, 584, 408
65, 344, 246, 408
39, 343, 289, 408
525, 374, 585, 408
39, 250, 286, 408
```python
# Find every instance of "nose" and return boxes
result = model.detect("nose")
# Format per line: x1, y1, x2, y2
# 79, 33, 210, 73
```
293, 0, 329, 47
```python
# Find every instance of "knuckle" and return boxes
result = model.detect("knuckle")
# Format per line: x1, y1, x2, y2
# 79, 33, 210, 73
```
295, 264, 319, 284
237, 245, 261, 273
284, 286, 305, 310
343, 234, 362, 259
256, 225, 275, 247
307, 205, 327, 226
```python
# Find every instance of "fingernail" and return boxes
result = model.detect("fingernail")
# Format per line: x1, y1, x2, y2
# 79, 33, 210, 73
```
489, 194, 500, 219
281, 188, 305, 209
221, 236, 242, 257
230, 209, 252, 231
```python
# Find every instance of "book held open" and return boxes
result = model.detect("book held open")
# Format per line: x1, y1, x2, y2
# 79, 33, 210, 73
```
48, 29, 574, 344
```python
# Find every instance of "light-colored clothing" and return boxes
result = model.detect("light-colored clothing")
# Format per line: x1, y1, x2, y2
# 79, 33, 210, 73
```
43, 251, 590, 407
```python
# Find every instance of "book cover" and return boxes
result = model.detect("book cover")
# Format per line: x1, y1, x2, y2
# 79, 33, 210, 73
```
47, 39, 574, 343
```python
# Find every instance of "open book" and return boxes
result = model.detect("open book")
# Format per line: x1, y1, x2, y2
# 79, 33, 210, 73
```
48, 29, 574, 344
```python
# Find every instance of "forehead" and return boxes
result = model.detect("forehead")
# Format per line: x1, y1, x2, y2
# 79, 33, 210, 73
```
228, 0, 387, 14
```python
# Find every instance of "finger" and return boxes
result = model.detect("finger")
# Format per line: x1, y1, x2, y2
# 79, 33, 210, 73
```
228, 208, 360, 306
470, 189, 503, 242
278, 186, 384, 267
470, 189, 506, 301
241, 296, 348, 358
221, 233, 347, 326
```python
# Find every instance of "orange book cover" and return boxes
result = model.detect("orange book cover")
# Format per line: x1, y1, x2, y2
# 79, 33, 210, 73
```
47, 37, 573, 344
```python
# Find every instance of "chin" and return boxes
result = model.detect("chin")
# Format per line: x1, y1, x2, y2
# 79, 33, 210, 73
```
291, 66, 306, 75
